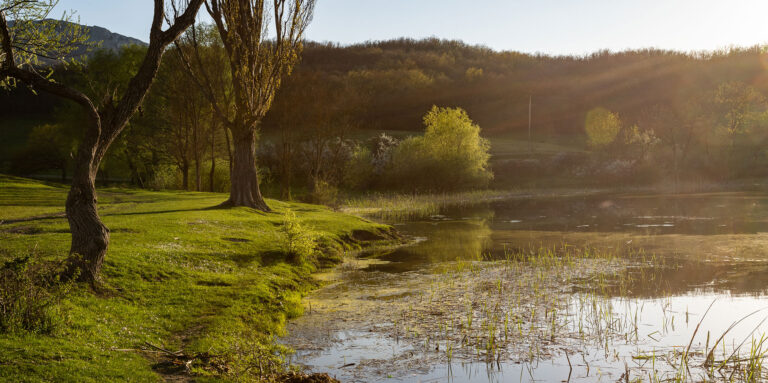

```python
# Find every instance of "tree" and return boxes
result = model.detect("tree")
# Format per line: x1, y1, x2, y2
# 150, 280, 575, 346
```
585, 107, 621, 149
0, 0, 204, 283
179, 0, 315, 210
639, 103, 697, 188
388, 106, 492, 191
10, 124, 74, 180
171, 24, 234, 190
713, 82, 766, 164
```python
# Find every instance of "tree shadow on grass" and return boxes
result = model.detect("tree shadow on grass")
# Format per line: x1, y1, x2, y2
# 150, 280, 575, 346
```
105, 203, 274, 218
230, 250, 287, 268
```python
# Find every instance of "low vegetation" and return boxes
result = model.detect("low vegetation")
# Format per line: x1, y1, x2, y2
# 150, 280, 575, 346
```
0, 175, 396, 381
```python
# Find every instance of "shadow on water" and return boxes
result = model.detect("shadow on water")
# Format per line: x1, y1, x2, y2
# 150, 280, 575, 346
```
284, 192, 768, 382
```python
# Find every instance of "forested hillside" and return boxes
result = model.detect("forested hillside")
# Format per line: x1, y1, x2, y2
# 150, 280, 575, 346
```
5, 35, 768, 192
266, 39, 768, 136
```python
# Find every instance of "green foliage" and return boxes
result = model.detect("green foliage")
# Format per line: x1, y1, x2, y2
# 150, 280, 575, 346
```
0, 251, 75, 335
308, 180, 340, 207
280, 210, 318, 264
349, 68, 434, 93
1, 0, 92, 88
343, 145, 375, 190
465, 66, 483, 81
148, 164, 183, 190
387, 106, 493, 191
585, 107, 622, 148
714, 81, 766, 138
208, 331, 292, 381
79, 45, 147, 103
10, 124, 73, 177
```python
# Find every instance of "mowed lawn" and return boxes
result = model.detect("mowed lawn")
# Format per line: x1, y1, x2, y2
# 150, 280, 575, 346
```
0, 175, 392, 382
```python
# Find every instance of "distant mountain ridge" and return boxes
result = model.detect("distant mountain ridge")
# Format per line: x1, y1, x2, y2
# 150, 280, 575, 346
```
7, 19, 147, 59
78, 22, 147, 52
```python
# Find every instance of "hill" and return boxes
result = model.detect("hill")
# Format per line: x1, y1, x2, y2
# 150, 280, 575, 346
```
264, 39, 767, 138
7, 19, 147, 57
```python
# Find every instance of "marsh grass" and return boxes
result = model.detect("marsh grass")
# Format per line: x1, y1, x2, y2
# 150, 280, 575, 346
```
342, 190, 511, 221
292, 241, 768, 382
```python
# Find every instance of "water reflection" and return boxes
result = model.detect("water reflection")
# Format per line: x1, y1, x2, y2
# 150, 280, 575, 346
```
286, 192, 768, 382
366, 219, 492, 273
482, 193, 768, 235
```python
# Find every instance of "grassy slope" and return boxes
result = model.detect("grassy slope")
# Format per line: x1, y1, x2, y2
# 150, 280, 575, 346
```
487, 132, 586, 160
0, 175, 393, 382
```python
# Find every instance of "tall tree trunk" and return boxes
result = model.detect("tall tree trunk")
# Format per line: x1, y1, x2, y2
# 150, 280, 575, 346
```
280, 140, 292, 201
65, 137, 108, 283
193, 122, 201, 192
210, 119, 216, 192
224, 126, 233, 172
226, 127, 270, 211
182, 160, 189, 190
195, 156, 201, 192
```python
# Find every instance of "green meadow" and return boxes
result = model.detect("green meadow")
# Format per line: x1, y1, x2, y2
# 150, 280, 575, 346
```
0, 175, 395, 382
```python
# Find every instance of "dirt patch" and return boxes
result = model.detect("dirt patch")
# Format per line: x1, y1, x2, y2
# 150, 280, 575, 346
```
2, 225, 43, 235
223, 237, 251, 243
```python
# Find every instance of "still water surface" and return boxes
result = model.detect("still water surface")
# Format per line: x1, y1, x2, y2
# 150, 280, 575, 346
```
285, 193, 768, 382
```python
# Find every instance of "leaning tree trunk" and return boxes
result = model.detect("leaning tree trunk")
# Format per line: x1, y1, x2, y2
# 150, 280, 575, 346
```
65, 141, 109, 283
227, 127, 270, 211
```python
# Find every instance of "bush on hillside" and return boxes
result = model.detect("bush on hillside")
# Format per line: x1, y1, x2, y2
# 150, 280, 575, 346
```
280, 211, 317, 264
386, 106, 493, 191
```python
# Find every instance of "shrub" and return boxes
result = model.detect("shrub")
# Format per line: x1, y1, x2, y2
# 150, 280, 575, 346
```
343, 145, 375, 190
148, 164, 182, 190
197, 159, 233, 193
308, 180, 340, 208
387, 106, 493, 191
280, 211, 317, 264
0, 252, 75, 334
585, 107, 621, 149
369, 133, 399, 175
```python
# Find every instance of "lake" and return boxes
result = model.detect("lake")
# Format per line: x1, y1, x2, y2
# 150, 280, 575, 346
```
285, 192, 768, 382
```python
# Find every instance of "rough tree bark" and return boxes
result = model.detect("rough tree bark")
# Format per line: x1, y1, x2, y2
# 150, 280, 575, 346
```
0, 0, 204, 283
228, 127, 270, 210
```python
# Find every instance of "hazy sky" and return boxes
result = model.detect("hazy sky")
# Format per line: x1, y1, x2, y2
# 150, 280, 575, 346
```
52, 0, 768, 55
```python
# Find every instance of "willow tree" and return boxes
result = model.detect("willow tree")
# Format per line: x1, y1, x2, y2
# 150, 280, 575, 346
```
192, 0, 315, 210
0, 0, 204, 283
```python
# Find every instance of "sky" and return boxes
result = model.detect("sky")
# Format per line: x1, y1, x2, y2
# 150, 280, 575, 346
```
52, 0, 768, 56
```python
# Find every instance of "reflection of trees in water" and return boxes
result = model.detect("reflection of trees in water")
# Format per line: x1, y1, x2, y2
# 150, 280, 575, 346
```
488, 194, 768, 235
369, 219, 493, 272
577, 258, 768, 298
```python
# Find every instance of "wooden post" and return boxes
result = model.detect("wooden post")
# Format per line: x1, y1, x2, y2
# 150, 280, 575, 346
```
528, 95, 532, 154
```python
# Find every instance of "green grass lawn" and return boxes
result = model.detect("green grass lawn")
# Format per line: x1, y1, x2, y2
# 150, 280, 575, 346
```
487, 132, 586, 160
0, 175, 395, 382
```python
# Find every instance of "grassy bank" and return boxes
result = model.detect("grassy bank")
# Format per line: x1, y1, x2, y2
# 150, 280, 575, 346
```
0, 175, 397, 382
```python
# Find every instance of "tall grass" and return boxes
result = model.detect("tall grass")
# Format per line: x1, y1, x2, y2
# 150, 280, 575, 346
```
342, 190, 510, 221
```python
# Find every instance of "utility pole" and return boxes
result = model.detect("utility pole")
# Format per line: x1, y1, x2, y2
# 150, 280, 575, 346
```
528, 95, 532, 155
